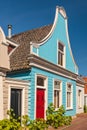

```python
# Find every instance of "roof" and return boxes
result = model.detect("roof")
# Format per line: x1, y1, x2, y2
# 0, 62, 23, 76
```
10, 25, 52, 71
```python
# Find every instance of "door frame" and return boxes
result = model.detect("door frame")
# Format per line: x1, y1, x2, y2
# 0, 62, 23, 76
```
34, 74, 48, 119
10, 88, 22, 117
8, 85, 25, 117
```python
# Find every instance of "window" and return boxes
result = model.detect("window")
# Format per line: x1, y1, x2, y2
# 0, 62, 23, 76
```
58, 42, 64, 66
54, 80, 61, 109
78, 90, 82, 108
37, 77, 44, 86
67, 84, 72, 109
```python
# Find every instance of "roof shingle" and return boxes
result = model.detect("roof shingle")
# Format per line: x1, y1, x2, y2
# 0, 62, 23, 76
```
10, 25, 52, 71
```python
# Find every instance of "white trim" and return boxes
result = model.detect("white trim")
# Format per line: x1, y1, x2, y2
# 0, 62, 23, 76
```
6, 39, 19, 56
57, 40, 66, 68
6, 39, 19, 47
8, 85, 25, 116
34, 74, 37, 119
8, 86, 11, 112
5, 78, 29, 85
78, 89, 82, 108
59, 7, 67, 19
30, 42, 39, 56
31, 7, 58, 46
6, 78, 29, 116
32, 43, 39, 48
76, 83, 84, 88
53, 79, 62, 110
30, 62, 77, 81
2, 42, 9, 46
66, 83, 73, 110
9, 45, 19, 56
76, 86, 84, 113
35, 74, 47, 119
65, 19, 78, 74
57, 40, 58, 65
30, 43, 33, 54
30, 43, 39, 56
31, 6, 67, 46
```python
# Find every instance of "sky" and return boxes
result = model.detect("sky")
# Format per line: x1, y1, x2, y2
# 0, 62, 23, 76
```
0, 0, 87, 76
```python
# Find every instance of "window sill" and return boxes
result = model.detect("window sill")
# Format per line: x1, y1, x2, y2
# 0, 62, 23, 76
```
78, 107, 82, 109
66, 108, 73, 111
57, 64, 65, 68
55, 108, 59, 111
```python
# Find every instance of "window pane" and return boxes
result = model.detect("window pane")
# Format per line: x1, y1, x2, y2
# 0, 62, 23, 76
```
58, 42, 64, 66
54, 90, 59, 108
57, 91, 59, 108
58, 52, 63, 66
67, 92, 71, 107
54, 90, 56, 107
59, 43, 64, 52
78, 90, 82, 107
54, 81, 60, 89
37, 77, 44, 86
67, 84, 71, 91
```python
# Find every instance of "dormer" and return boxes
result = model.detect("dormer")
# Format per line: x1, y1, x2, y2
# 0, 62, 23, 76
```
6, 38, 18, 55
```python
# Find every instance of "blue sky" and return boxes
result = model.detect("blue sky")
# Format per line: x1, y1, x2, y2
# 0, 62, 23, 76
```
0, 0, 87, 76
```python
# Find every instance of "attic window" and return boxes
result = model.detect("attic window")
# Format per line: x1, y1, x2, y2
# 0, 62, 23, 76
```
58, 42, 65, 67
8, 44, 15, 54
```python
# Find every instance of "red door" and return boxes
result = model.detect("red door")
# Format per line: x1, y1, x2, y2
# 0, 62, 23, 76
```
36, 88, 45, 118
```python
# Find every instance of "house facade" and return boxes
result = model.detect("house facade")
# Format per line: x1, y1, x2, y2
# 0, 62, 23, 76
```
83, 77, 87, 106
0, 6, 84, 120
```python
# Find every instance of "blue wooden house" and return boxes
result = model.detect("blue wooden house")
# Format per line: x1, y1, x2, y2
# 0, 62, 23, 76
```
6, 6, 84, 120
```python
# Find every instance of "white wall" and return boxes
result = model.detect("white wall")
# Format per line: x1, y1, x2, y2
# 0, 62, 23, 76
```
76, 85, 84, 114
0, 75, 4, 119
84, 94, 87, 106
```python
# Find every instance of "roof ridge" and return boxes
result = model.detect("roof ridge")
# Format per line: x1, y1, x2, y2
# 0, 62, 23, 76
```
11, 24, 52, 38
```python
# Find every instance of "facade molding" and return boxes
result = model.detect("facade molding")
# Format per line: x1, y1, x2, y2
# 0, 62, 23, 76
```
2, 42, 9, 46
31, 6, 58, 45
4, 77, 29, 117
76, 76, 85, 87
28, 54, 78, 80
6, 38, 19, 47
31, 6, 67, 46
5, 77, 29, 86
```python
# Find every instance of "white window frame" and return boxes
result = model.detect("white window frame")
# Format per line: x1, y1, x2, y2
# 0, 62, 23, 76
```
78, 90, 82, 108
30, 42, 39, 56
36, 75, 47, 89
53, 79, 62, 110
58, 41, 65, 67
66, 83, 73, 110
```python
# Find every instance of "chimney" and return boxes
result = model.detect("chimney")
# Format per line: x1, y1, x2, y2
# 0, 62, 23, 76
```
8, 25, 12, 38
